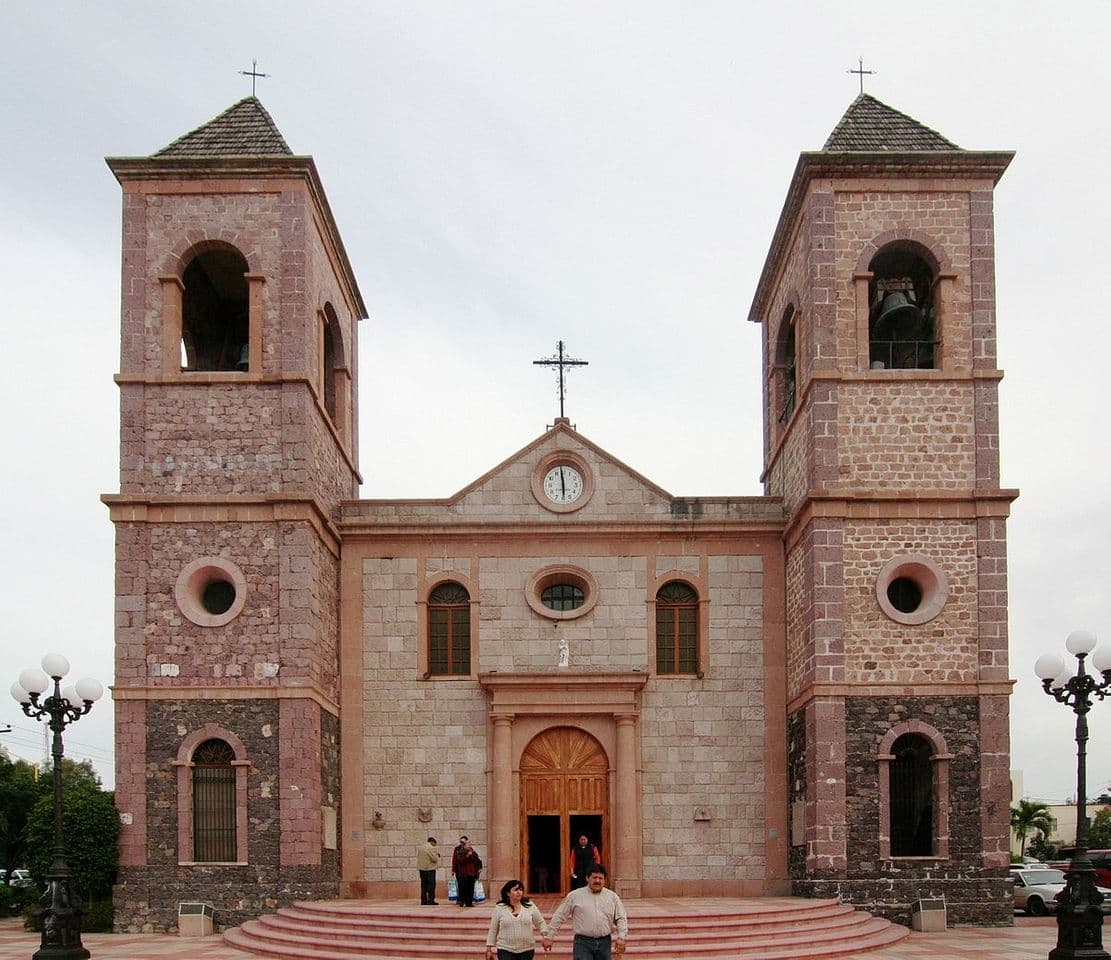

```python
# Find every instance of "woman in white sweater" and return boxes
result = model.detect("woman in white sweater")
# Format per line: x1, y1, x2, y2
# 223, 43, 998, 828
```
485, 879, 550, 960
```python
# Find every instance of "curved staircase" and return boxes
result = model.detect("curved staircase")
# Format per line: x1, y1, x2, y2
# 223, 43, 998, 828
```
225, 897, 909, 960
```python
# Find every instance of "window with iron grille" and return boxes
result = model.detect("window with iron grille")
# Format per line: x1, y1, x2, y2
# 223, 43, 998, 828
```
656, 581, 699, 675
192, 738, 237, 862
428, 582, 471, 676
890, 733, 934, 856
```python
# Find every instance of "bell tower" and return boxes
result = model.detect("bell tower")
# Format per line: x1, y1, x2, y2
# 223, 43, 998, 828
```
750, 95, 1016, 922
105, 98, 366, 930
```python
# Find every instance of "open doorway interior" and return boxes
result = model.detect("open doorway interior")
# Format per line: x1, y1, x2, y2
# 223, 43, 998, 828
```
527, 815, 561, 894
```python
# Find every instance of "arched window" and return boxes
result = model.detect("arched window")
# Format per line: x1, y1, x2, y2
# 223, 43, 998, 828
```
181, 247, 250, 372
655, 581, 699, 675
889, 733, 934, 856
322, 303, 340, 423
191, 738, 237, 862
428, 582, 471, 676
868, 243, 937, 370
774, 305, 798, 428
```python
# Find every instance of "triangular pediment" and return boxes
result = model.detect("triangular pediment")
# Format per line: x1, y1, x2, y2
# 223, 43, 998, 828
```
342, 422, 783, 528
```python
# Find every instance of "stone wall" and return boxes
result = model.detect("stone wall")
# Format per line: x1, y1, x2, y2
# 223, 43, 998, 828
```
792, 695, 1011, 926
113, 698, 339, 932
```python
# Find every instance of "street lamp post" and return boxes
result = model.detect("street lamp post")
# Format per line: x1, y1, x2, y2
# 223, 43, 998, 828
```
9, 654, 103, 960
1035, 630, 1111, 960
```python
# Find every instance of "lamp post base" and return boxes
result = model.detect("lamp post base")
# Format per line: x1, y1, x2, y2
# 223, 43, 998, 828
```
1048, 855, 1109, 960
32, 878, 90, 960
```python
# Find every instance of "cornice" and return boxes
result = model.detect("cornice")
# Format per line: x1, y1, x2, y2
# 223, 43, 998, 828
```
787, 679, 1015, 715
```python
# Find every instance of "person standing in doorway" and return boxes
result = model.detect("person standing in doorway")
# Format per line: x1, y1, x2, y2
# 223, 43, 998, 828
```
543, 864, 628, 958
453, 838, 483, 907
568, 834, 600, 890
417, 836, 440, 905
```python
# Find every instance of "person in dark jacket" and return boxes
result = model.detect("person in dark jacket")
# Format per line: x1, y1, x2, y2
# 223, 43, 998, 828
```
568, 834, 600, 890
452, 839, 483, 906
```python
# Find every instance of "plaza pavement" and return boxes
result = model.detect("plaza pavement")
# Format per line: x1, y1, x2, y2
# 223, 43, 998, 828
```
0, 915, 1062, 960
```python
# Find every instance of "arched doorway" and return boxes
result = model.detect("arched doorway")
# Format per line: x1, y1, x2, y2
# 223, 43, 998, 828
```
520, 727, 608, 895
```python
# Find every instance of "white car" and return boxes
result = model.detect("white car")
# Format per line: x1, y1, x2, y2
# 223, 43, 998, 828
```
1010, 867, 1111, 916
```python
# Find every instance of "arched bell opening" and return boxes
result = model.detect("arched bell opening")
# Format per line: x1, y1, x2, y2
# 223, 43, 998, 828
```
181, 246, 250, 372
868, 243, 938, 370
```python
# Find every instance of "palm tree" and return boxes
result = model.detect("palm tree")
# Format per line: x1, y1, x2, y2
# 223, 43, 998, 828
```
1011, 799, 1055, 858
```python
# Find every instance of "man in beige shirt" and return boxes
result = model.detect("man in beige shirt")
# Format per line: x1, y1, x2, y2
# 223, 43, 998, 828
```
543, 864, 628, 959
417, 836, 440, 904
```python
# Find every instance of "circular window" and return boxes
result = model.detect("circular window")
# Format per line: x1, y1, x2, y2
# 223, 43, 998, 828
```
875, 555, 947, 626
541, 583, 584, 611
176, 557, 248, 627
525, 565, 598, 621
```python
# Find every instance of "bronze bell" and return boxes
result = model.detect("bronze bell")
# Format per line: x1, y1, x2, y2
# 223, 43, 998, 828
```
235, 343, 250, 371
873, 292, 920, 338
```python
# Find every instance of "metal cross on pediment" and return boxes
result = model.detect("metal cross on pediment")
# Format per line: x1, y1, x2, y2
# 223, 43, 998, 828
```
533, 340, 588, 421
848, 57, 875, 94
239, 59, 270, 97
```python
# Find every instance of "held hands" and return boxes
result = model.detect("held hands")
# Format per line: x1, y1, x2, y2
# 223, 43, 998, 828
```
541, 937, 553, 953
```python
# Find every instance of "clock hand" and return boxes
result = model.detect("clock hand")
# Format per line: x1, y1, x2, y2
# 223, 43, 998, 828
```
560, 467, 566, 498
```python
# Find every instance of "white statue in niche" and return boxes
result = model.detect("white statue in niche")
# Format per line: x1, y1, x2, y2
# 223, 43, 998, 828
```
557, 636, 569, 668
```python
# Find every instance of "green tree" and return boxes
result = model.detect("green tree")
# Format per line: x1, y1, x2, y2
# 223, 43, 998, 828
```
22, 781, 119, 905
0, 752, 40, 879
1088, 808, 1111, 849
1011, 799, 1055, 858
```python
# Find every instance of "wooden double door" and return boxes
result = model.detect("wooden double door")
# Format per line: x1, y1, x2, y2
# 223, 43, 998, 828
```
519, 727, 608, 895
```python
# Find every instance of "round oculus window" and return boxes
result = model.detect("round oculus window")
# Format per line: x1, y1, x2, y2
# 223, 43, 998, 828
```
875, 555, 948, 626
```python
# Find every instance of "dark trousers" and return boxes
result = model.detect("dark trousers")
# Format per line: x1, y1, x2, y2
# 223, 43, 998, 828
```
497, 951, 535, 960
572, 934, 612, 960
457, 874, 477, 906
570, 874, 586, 889
419, 869, 436, 904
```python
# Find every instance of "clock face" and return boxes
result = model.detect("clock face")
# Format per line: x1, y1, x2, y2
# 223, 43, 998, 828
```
542, 465, 584, 504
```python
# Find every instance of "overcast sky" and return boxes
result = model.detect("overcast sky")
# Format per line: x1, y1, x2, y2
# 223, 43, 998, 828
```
1, 2, 1109, 811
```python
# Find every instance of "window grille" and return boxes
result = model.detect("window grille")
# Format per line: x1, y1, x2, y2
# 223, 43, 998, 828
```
192, 739, 237, 862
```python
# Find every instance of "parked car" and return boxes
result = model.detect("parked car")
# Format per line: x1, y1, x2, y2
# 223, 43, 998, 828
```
1049, 849, 1111, 888
1010, 867, 1111, 916
10, 870, 33, 888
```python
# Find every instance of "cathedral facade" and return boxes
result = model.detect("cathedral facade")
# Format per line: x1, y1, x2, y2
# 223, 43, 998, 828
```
105, 94, 1015, 931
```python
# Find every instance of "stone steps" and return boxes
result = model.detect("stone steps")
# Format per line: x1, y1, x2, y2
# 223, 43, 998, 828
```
224, 897, 909, 960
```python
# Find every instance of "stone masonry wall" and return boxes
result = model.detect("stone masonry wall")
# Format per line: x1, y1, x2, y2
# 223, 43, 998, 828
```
793, 695, 1011, 926
836, 382, 977, 491
360, 557, 490, 884
842, 519, 979, 684
114, 698, 339, 932
640, 554, 767, 885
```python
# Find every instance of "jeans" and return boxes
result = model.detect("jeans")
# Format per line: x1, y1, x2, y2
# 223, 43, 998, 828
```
572, 934, 612, 960
497, 950, 535, 960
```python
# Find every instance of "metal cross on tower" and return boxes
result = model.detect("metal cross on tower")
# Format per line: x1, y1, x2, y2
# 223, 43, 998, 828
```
533, 340, 588, 420
848, 57, 875, 94
239, 59, 270, 97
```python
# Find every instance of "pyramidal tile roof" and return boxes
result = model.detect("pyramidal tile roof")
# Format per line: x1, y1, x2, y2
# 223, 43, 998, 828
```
822, 94, 960, 152
154, 97, 293, 158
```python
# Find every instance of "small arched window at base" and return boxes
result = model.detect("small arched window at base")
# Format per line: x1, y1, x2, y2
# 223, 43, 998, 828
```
877, 722, 951, 861
191, 738, 237, 862
868, 244, 938, 371
889, 734, 933, 856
